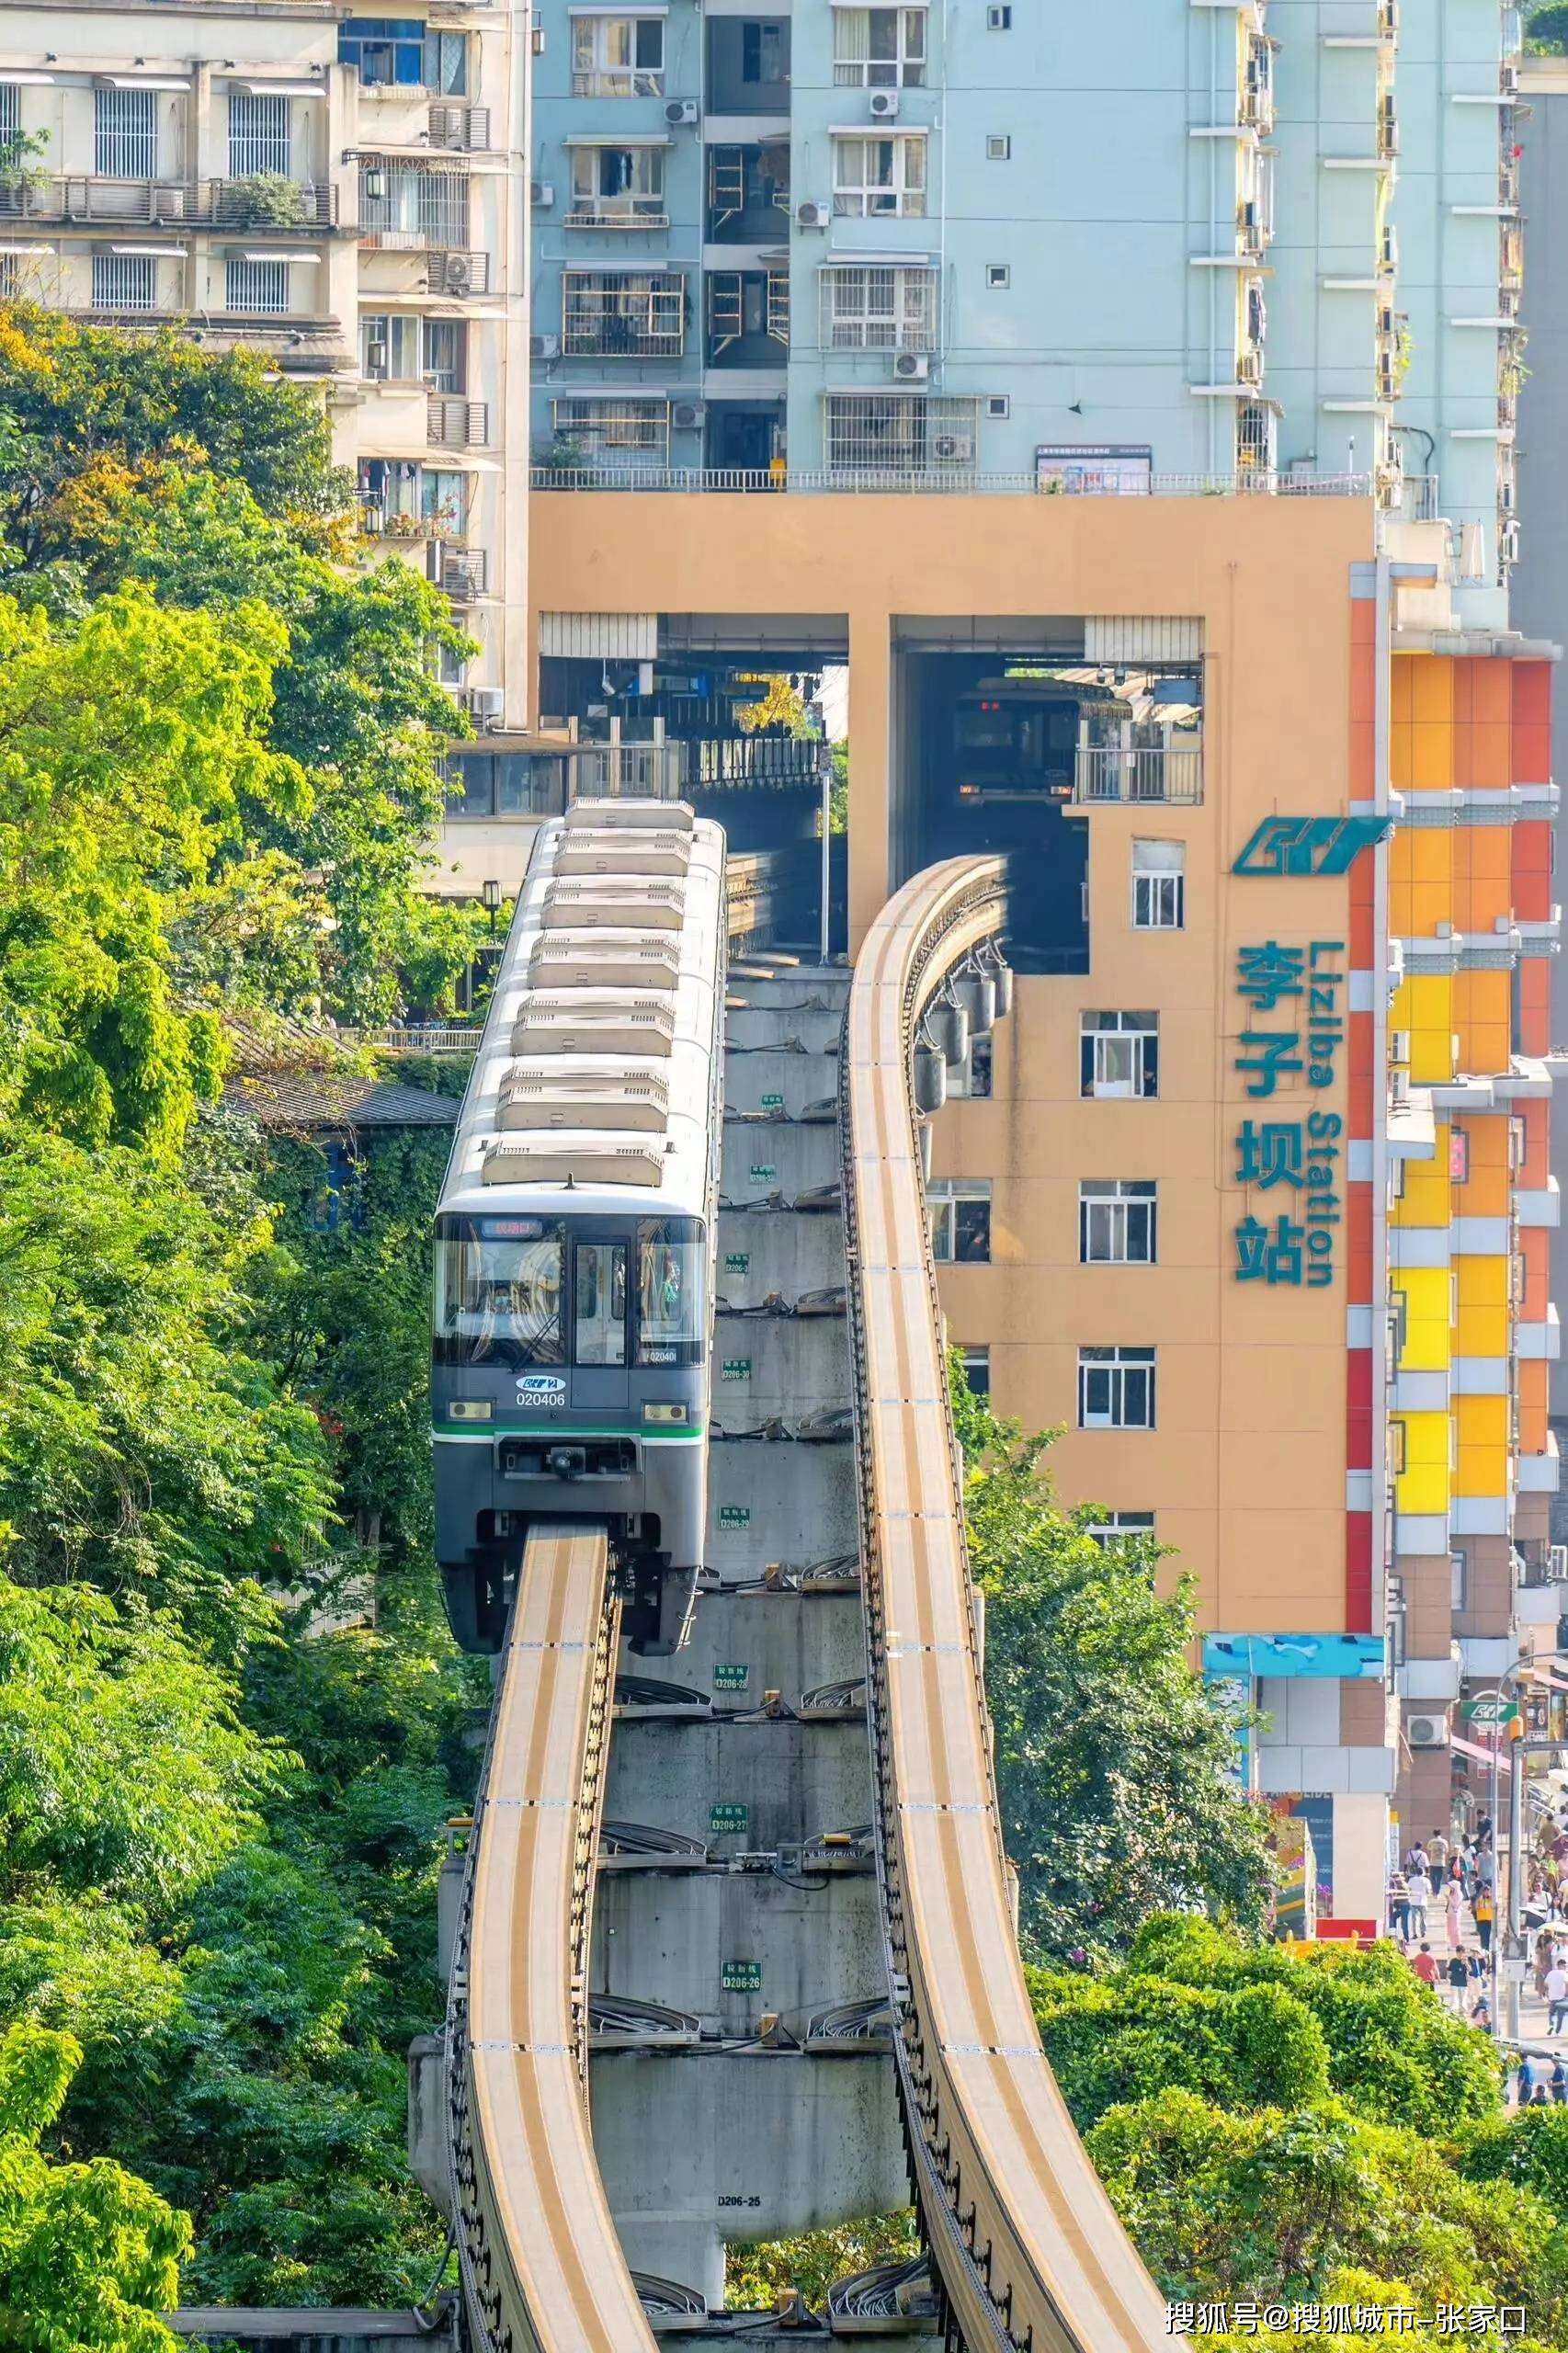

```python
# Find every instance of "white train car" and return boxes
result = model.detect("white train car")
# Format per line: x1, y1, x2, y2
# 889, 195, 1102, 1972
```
432, 801, 725, 1653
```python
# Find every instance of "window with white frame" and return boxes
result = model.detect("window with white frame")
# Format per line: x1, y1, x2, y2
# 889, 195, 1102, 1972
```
571, 15, 665, 96
820, 262, 937, 351
949, 1034, 992, 1100
1080, 1011, 1158, 1099
824, 392, 978, 475
832, 132, 926, 218
1085, 1510, 1154, 1549
0, 257, 17, 301
1131, 839, 1185, 930
1078, 1346, 1156, 1430
568, 143, 667, 225
360, 313, 420, 380
1079, 1179, 1157, 1266
225, 256, 289, 313
96, 86, 158, 179
92, 252, 156, 310
228, 92, 290, 179
551, 396, 671, 456
0, 85, 19, 142
833, 6, 927, 85
563, 269, 685, 358
927, 1177, 991, 1263
958, 1345, 990, 1399
361, 166, 470, 247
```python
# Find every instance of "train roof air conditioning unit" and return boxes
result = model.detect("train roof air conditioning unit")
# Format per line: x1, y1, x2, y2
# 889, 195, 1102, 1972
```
869, 88, 900, 119
892, 350, 929, 381
797, 199, 832, 229
672, 399, 706, 429
1407, 1713, 1449, 1750
665, 98, 699, 127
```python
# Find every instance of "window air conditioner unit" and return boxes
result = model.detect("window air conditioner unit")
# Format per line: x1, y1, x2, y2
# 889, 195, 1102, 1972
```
467, 685, 505, 724
797, 199, 832, 229
530, 180, 555, 210
672, 399, 706, 429
892, 350, 929, 381
869, 88, 901, 120
665, 98, 699, 127
1407, 1713, 1449, 1750
530, 332, 560, 359
1550, 1545, 1568, 1583
933, 433, 973, 461
1391, 1029, 1410, 1064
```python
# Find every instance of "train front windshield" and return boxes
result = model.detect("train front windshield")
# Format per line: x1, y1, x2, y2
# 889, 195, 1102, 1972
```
435, 1214, 704, 1370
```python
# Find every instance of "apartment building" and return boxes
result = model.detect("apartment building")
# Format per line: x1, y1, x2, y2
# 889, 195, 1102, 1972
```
0, 0, 531, 741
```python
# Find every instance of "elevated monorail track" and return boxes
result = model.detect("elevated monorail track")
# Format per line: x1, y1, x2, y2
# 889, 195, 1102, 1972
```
444, 853, 1165, 2353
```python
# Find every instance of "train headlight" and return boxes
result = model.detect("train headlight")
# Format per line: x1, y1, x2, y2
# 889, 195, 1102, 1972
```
642, 1403, 688, 1427
449, 1401, 493, 1423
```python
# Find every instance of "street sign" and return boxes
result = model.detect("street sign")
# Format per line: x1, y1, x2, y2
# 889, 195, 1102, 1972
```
709, 1803, 749, 1836
722, 1961, 762, 1993
1464, 1696, 1521, 1726
713, 1664, 749, 1690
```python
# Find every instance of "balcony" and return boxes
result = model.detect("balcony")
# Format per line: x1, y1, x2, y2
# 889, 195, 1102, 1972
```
428, 395, 490, 448
564, 198, 670, 232
1071, 744, 1204, 805
0, 176, 338, 228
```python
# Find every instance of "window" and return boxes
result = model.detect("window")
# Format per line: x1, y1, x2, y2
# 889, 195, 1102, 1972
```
0, 257, 16, 301
1079, 1180, 1157, 1266
743, 22, 786, 83
551, 396, 670, 455
436, 1219, 566, 1367
564, 270, 685, 358
0, 85, 19, 142
443, 751, 562, 819
958, 1346, 990, 1400
820, 263, 937, 351
1080, 1011, 1159, 1098
1085, 1511, 1155, 1549
361, 166, 470, 248
92, 252, 156, 310
572, 15, 665, 97
423, 315, 464, 391
986, 394, 1011, 419
638, 1220, 705, 1366
357, 459, 467, 534
1131, 839, 1185, 929
928, 1177, 991, 1263
228, 92, 290, 179
832, 132, 926, 218
987, 4, 1013, 24
1389, 1418, 1408, 1478
574, 1240, 628, 1366
949, 1034, 992, 1100
95, 86, 157, 179
1450, 1549, 1468, 1611
986, 134, 1011, 161
833, 6, 927, 86
824, 392, 978, 475
567, 143, 667, 225
340, 19, 467, 89
225, 257, 289, 313
361, 312, 420, 380
1078, 1346, 1156, 1430
986, 263, 1011, 290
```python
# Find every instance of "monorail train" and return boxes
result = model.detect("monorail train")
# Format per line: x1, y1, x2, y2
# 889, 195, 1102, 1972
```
431, 800, 725, 1654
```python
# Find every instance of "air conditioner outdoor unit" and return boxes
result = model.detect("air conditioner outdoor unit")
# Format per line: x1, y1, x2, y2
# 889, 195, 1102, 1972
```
445, 257, 474, 294
530, 332, 560, 359
892, 350, 929, 381
672, 399, 707, 429
869, 88, 901, 120
1391, 1029, 1411, 1064
531, 180, 555, 210
665, 98, 699, 127
152, 186, 186, 222
797, 199, 832, 229
1407, 1713, 1450, 1750
932, 433, 973, 461
467, 686, 506, 724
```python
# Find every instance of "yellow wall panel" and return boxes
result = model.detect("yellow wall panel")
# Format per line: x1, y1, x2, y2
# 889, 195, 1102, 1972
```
1395, 1409, 1450, 1516
1411, 660, 1454, 722
1394, 1267, 1452, 1369
1392, 1136, 1451, 1231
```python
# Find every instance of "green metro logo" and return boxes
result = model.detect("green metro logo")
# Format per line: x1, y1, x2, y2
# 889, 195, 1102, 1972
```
1233, 814, 1394, 877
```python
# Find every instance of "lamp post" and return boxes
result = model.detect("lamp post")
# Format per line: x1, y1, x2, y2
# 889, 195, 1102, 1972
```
482, 876, 502, 941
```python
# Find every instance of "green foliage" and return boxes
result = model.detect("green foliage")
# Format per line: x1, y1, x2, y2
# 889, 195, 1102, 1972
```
1528, 3, 1568, 53
1029, 1969, 1331, 2131
1458, 2104, 1568, 2222
0, 2020, 189, 2349
727, 2211, 919, 2311
949, 1355, 1272, 1959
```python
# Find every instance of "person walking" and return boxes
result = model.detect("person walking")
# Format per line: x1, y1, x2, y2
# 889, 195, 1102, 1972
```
1475, 1884, 1495, 1954
1388, 1870, 1411, 1941
1412, 1942, 1439, 1990
1445, 1951, 1470, 2013
1406, 1863, 1432, 1938
1551, 2052, 1568, 2106
1547, 1956, 1568, 2036
1446, 1871, 1465, 1951
1429, 1827, 1451, 1882
1521, 2050, 1553, 2107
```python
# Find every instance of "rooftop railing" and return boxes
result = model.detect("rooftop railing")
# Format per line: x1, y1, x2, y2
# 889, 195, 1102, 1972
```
531, 464, 1381, 498
1072, 745, 1204, 805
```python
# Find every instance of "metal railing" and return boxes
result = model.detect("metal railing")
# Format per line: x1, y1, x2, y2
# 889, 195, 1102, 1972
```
428, 102, 492, 151
1072, 744, 1204, 805
532, 464, 1381, 498
0, 176, 337, 226
440, 546, 489, 599
428, 394, 489, 448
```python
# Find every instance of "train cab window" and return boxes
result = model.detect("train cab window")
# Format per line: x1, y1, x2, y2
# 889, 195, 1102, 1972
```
638, 1218, 705, 1366
436, 1218, 565, 1365
574, 1240, 628, 1366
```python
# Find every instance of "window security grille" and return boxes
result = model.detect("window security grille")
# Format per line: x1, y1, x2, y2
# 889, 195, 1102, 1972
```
823, 393, 978, 475
1131, 840, 1185, 929
361, 168, 470, 248
92, 252, 156, 309
832, 132, 926, 216
1078, 1180, 1157, 1266
709, 271, 789, 355
0, 257, 16, 301
551, 398, 671, 456
225, 256, 289, 313
819, 264, 937, 351
228, 92, 290, 179
1078, 1347, 1156, 1430
571, 15, 665, 97
1080, 1012, 1159, 1099
562, 271, 684, 358
96, 86, 157, 179
833, 6, 927, 86
0, 85, 19, 142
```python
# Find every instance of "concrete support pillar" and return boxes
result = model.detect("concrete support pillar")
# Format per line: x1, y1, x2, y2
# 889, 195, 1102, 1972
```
846, 612, 892, 954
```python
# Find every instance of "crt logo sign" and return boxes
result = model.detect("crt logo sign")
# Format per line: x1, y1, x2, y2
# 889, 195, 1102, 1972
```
516, 1374, 567, 1399
1233, 814, 1392, 877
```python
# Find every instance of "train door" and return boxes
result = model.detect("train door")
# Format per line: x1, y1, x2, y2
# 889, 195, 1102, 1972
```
570, 1233, 631, 1416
